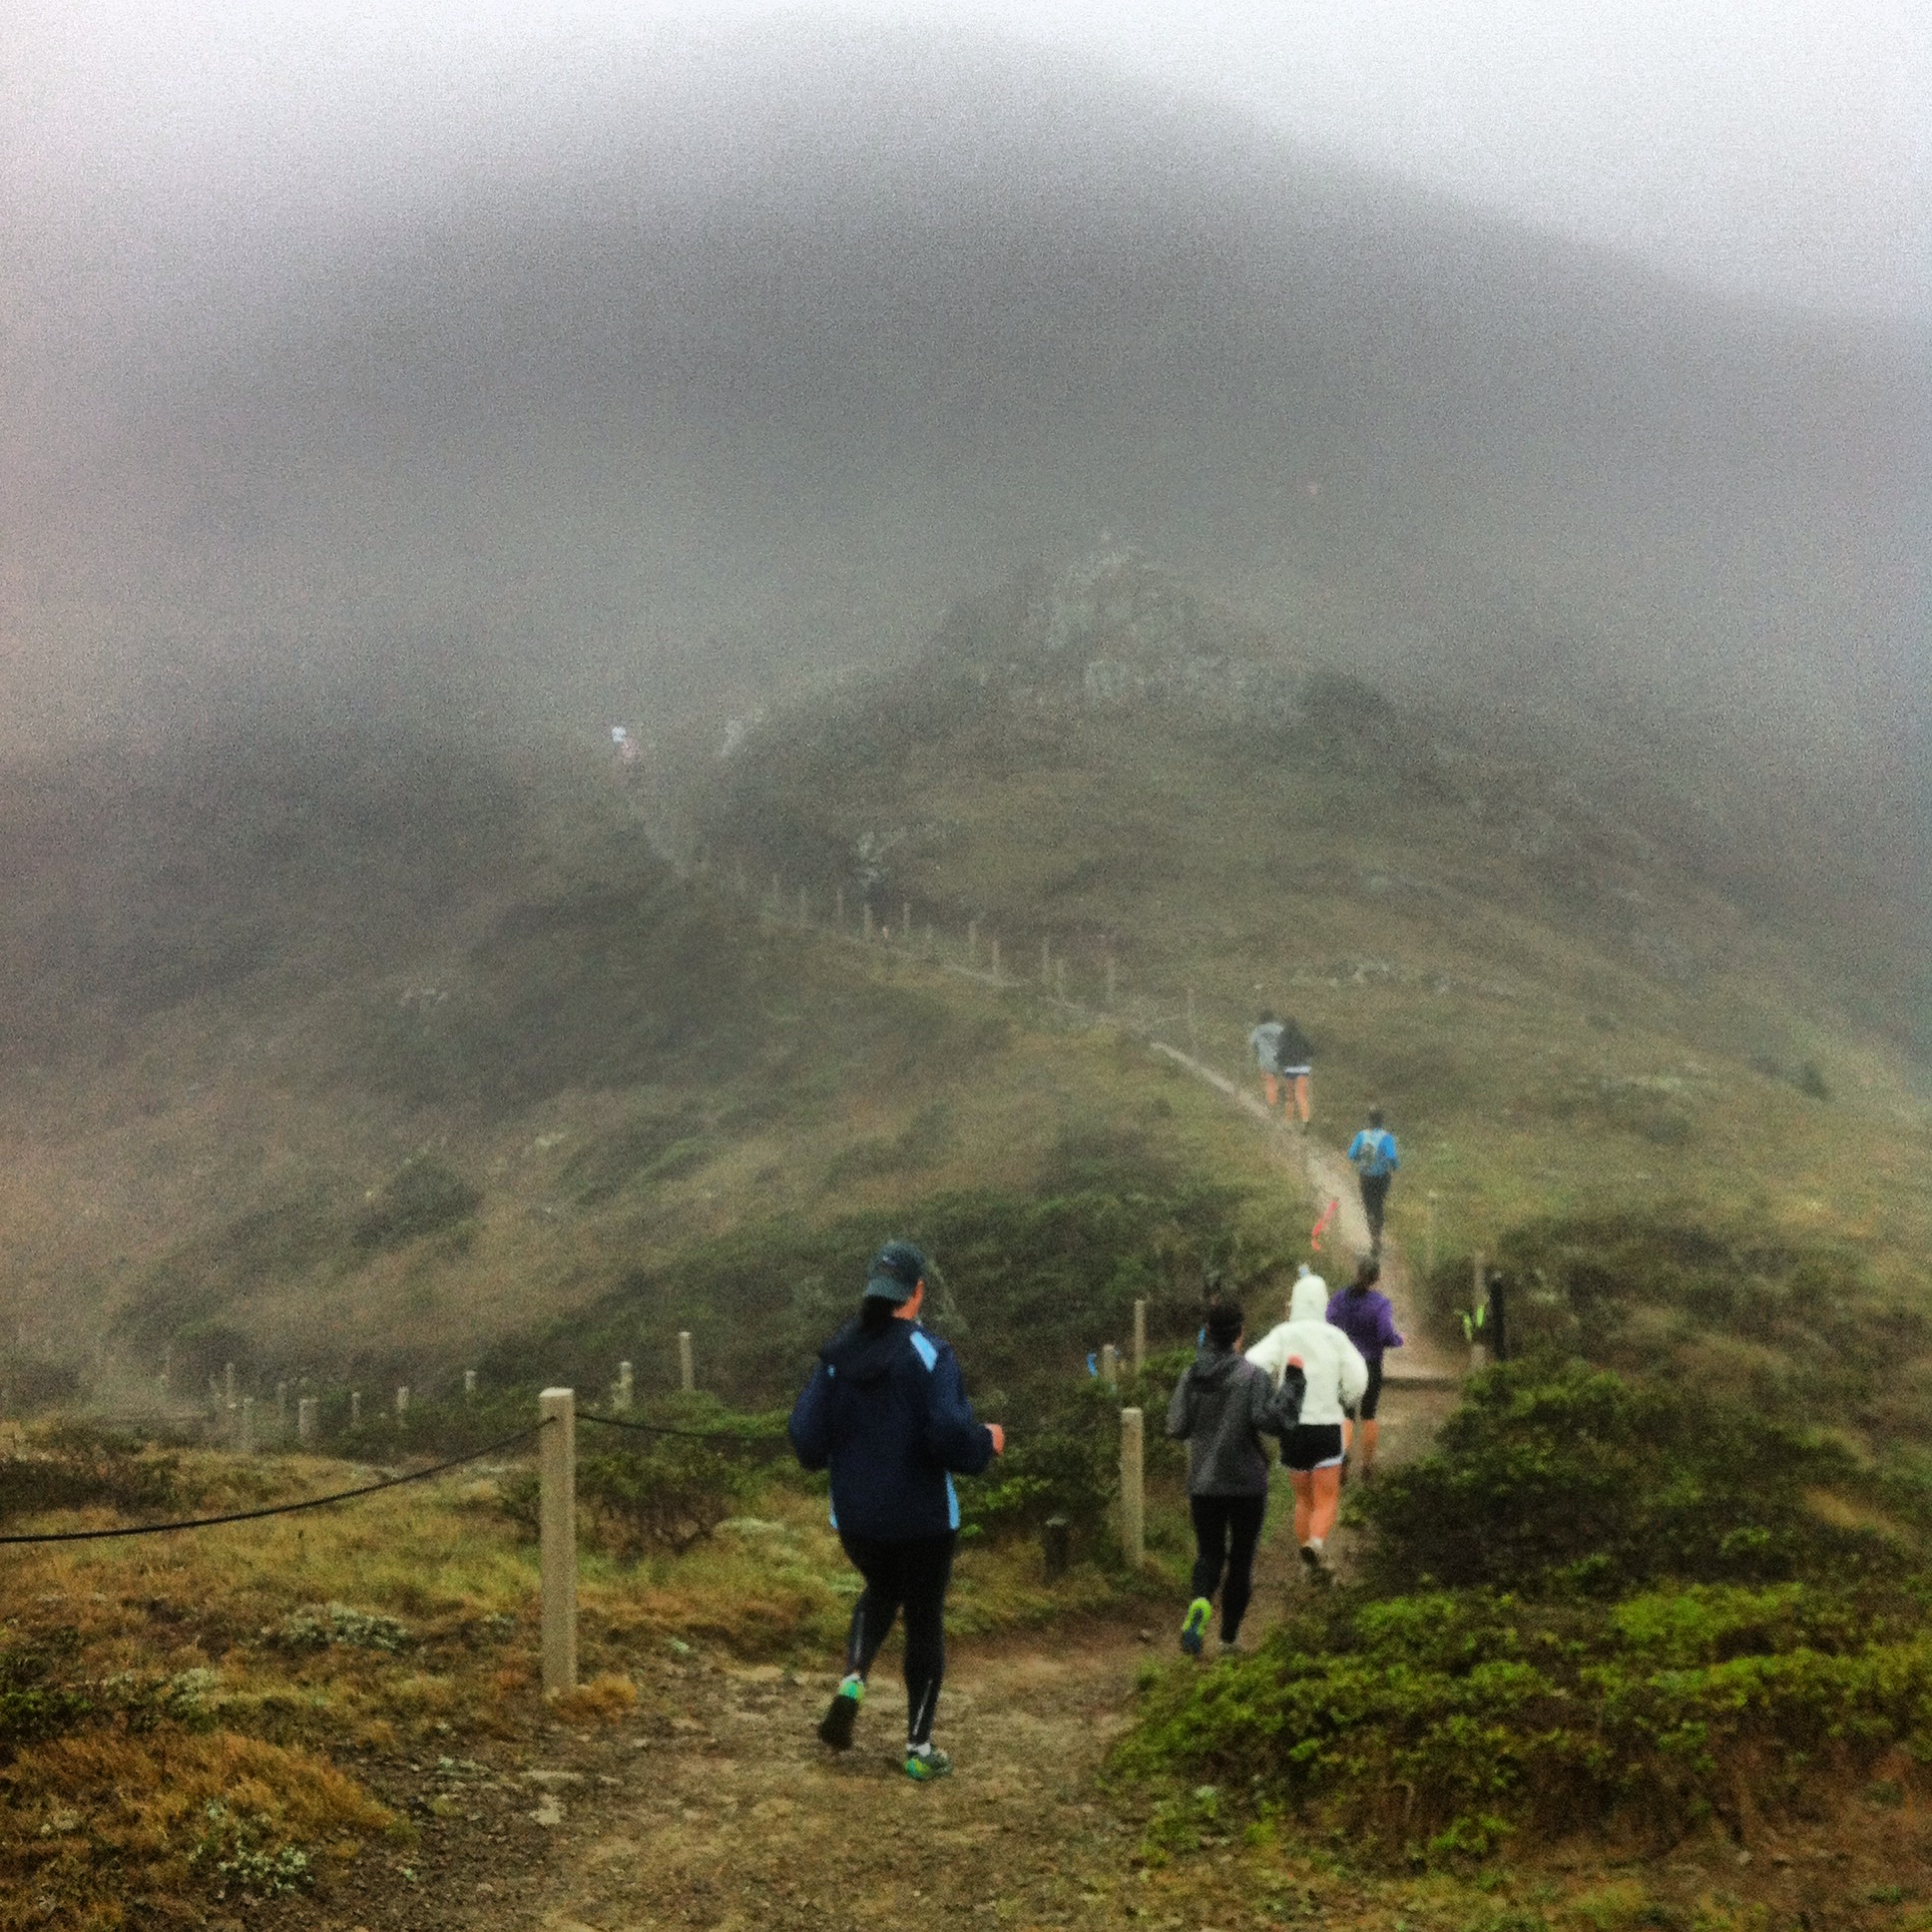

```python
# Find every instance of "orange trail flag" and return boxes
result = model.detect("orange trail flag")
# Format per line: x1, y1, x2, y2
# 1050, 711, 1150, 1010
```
1310, 1197, 1340, 1251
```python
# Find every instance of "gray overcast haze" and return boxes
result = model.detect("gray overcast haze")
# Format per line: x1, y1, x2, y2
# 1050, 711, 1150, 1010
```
9, 0, 1926, 319
2, 0, 1926, 832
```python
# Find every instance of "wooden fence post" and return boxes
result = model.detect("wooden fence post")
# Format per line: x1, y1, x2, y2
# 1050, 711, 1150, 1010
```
538, 1388, 578, 1696
1100, 1343, 1119, 1388
395, 1386, 409, 1418
1133, 1298, 1147, 1377
678, 1331, 695, 1394
464, 1369, 477, 1400
1120, 1408, 1145, 1568
350, 1391, 361, 1427
615, 1361, 634, 1412
1470, 1251, 1490, 1371
296, 1396, 317, 1444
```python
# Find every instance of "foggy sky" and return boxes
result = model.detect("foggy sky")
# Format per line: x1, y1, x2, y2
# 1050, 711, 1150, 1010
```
7, 0, 1926, 322
2, 5, 1925, 801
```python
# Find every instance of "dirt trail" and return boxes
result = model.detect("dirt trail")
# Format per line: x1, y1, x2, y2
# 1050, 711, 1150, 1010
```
421, 1060, 1460, 1932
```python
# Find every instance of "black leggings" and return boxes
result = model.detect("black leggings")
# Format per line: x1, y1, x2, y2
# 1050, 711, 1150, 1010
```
1359, 1172, 1391, 1242
1188, 1494, 1266, 1643
838, 1531, 957, 1745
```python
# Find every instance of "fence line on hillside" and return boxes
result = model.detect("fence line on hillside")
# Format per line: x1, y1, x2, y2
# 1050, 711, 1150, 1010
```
1, 1335, 1159, 1698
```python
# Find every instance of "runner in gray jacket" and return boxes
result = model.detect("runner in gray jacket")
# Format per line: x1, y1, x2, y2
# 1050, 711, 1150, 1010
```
1166, 1299, 1305, 1655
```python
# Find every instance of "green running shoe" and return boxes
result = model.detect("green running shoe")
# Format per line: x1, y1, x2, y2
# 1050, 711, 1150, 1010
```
817, 1675, 864, 1751
903, 1744, 952, 1781
1180, 1597, 1212, 1657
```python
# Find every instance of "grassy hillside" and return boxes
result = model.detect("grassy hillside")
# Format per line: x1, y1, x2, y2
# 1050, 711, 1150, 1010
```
699, 551, 1932, 1310
0, 719, 1310, 1403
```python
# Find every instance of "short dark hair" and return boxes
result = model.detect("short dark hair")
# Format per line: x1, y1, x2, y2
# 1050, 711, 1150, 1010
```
1351, 1255, 1381, 1288
1256, 1010, 1277, 1026
1206, 1300, 1244, 1348
1367, 1106, 1384, 1128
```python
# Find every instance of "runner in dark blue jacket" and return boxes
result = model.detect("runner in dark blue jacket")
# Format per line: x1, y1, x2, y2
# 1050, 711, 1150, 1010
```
788, 1240, 1003, 1780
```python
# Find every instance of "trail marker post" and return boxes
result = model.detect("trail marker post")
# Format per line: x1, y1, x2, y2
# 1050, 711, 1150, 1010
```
615, 1361, 634, 1412
350, 1391, 362, 1427
1469, 1251, 1490, 1371
678, 1331, 695, 1394
296, 1397, 317, 1444
538, 1388, 578, 1696
464, 1369, 477, 1400
395, 1386, 409, 1418
1100, 1343, 1119, 1389
1120, 1408, 1146, 1568
1133, 1299, 1147, 1377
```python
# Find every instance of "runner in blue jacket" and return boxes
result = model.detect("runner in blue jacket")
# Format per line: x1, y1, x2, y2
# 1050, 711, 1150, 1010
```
788, 1240, 1003, 1780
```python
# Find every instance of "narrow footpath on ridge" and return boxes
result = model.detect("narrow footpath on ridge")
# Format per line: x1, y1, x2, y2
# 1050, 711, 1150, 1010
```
374, 1057, 1461, 1932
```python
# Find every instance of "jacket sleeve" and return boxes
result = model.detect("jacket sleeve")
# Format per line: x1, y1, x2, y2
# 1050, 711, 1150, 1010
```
1380, 1301, 1406, 1351
1346, 1131, 1365, 1164
921, 1341, 996, 1477
1242, 1324, 1292, 1387
1385, 1135, 1399, 1171
1166, 1368, 1197, 1439
787, 1363, 834, 1472
1336, 1333, 1370, 1411
1264, 1362, 1306, 1437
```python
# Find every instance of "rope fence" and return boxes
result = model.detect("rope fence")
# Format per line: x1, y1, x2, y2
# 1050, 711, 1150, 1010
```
0, 1424, 546, 1546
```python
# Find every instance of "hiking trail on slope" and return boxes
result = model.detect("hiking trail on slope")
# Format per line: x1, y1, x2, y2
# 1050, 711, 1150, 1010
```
362, 1061, 1459, 1932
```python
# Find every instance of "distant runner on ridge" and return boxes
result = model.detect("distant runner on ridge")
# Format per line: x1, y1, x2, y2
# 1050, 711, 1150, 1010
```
787, 1240, 1004, 1781
1247, 1012, 1286, 1117
1346, 1106, 1399, 1254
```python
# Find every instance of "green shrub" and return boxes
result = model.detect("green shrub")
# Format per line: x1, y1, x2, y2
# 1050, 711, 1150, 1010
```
350, 1157, 481, 1251
0, 1432, 187, 1528
1120, 1581, 1932, 1862
1351, 1359, 1890, 1598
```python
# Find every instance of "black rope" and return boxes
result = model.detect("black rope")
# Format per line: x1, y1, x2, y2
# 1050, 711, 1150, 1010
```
0, 1424, 547, 1545
578, 1411, 778, 1445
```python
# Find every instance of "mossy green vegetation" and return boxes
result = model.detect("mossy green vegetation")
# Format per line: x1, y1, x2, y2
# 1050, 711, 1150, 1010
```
1121, 1217, 1932, 1865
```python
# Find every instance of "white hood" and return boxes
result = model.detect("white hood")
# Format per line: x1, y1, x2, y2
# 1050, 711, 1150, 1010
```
1245, 1274, 1369, 1426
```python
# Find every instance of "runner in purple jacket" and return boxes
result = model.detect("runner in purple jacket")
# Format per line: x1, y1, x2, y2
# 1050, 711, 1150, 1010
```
1326, 1256, 1403, 1482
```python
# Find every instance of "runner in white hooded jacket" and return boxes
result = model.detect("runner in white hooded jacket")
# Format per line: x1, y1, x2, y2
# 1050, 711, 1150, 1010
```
1244, 1272, 1369, 1568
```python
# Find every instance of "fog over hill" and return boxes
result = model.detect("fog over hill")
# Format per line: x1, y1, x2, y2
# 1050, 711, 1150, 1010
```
7, 32, 1925, 838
